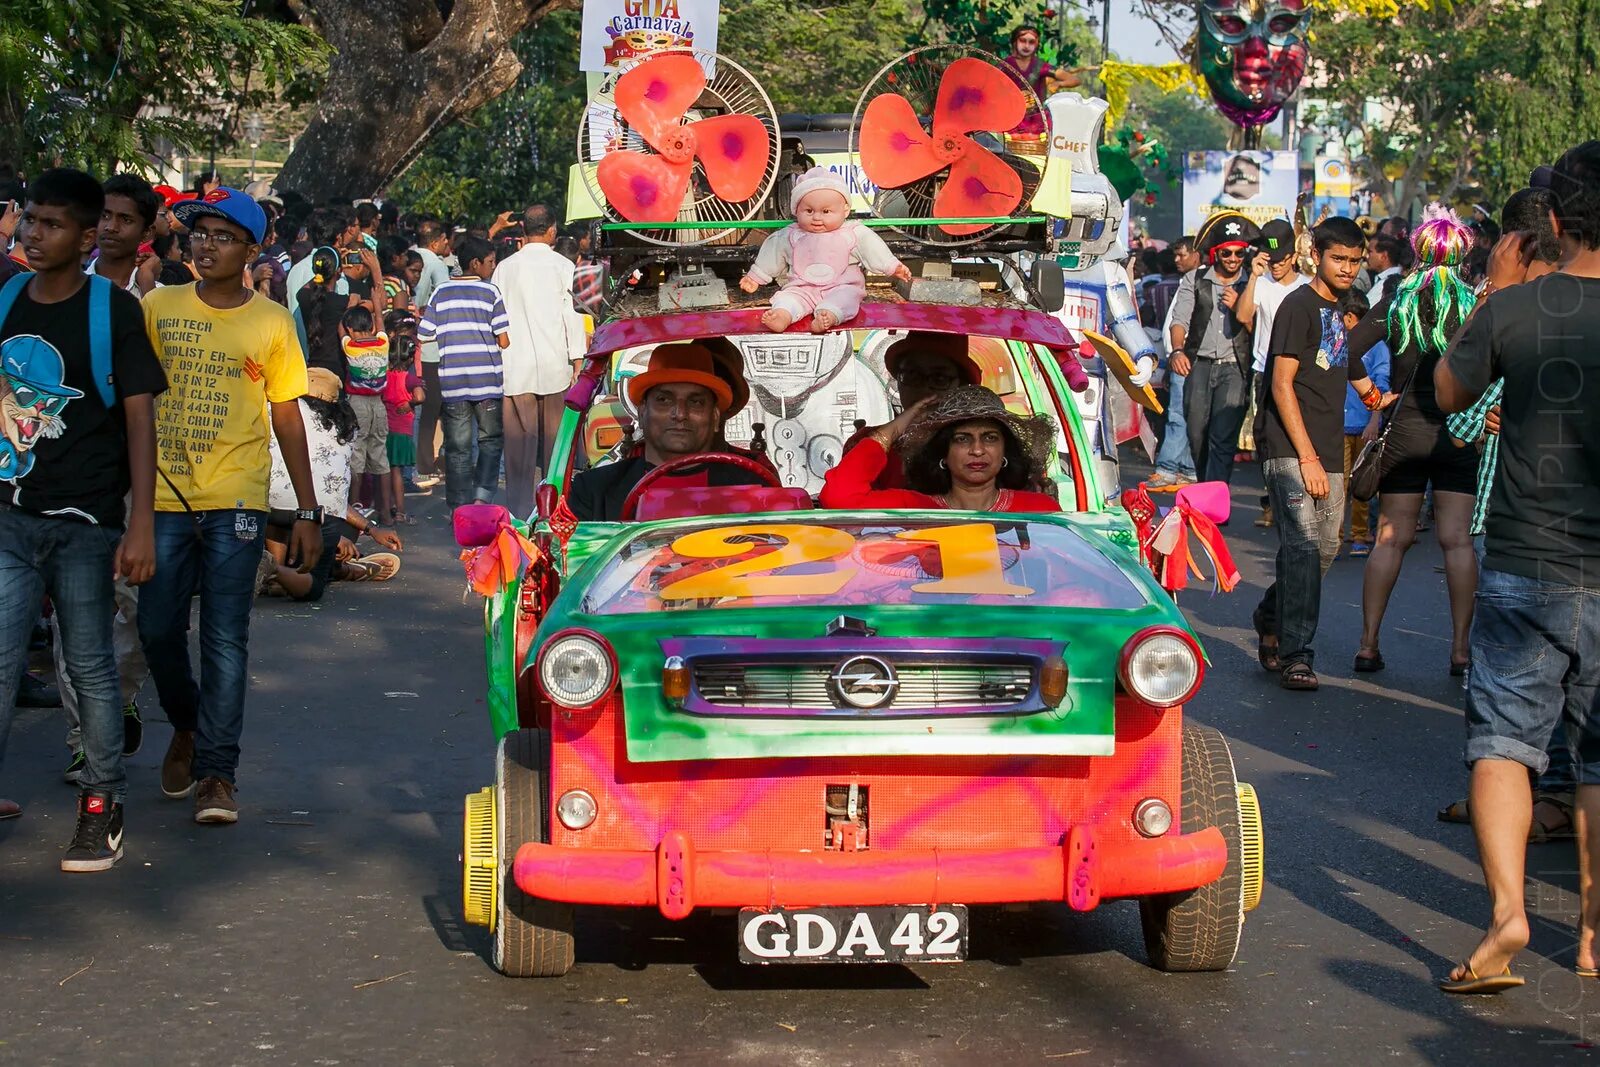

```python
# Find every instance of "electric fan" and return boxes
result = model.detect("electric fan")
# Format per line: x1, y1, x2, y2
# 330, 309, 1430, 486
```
850, 47, 1048, 246
578, 50, 780, 247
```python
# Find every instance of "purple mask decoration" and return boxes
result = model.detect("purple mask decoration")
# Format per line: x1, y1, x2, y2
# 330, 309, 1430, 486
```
1196, 0, 1312, 129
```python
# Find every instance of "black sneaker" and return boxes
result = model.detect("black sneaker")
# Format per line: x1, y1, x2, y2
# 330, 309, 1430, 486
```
17, 671, 61, 708
122, 701, 143, 757
63, 750, 85, 784
60, 791, 124, 872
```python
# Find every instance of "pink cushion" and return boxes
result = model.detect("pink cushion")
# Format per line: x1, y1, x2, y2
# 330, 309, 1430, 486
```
634, 486, 812, 522
453, 503, 511, 547
1175, 481, 1231, 525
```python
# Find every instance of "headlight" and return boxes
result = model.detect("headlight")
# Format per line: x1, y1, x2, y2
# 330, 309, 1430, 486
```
1119, 627, 1203, 707
538, 631, 614, 708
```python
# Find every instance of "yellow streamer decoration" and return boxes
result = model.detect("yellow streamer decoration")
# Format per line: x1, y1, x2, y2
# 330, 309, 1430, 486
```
1097, 62, 1206, 130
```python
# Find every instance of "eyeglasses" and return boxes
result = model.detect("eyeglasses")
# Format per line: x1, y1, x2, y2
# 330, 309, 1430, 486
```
1216, 249, 1245, 259
190, 229, 249, 247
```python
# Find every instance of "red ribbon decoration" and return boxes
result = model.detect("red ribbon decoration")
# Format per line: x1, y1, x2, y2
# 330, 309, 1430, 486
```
1121, 482, 1240, 594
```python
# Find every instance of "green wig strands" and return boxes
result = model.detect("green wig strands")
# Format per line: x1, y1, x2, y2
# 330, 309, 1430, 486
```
1387, 204, 1478, 356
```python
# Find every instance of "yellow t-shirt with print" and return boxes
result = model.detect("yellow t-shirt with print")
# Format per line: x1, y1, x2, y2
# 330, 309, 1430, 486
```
143, 284, 308, 512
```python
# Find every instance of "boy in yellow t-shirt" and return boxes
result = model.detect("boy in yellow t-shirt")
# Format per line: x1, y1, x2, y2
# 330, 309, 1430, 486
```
139, 188, 322, 827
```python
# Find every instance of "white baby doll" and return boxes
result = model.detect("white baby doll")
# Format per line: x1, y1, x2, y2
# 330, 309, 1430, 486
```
739, 167, 913, 333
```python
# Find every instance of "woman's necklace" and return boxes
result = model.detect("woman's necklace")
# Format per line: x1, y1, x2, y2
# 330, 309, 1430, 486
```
938, 486, 1003, 511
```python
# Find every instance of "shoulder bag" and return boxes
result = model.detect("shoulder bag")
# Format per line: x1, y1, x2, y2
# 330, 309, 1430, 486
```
1348, 355, 1420, 502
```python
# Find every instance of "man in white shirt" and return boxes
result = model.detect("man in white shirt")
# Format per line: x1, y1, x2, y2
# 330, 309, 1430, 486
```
1236, 219, 1310, 381
410, 217, 454, 484
1365, 233, 1410, 304
490, 204, 588, 517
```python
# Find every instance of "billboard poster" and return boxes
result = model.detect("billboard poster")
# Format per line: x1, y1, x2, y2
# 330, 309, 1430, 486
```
580, 0, 720, 72
1182, 150, 1298, 235
1312, 155, 1355, 220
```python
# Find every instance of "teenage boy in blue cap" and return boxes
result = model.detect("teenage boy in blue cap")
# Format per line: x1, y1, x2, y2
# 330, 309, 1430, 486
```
140, 188, 322, 826
0, 168, 167, 870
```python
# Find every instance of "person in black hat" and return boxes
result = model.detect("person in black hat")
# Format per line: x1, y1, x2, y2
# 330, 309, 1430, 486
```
1167, 211, 1259, 483
1235, 217, 1310, 520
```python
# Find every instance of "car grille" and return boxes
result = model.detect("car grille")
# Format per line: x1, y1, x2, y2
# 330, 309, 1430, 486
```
693, 662, 1034, 712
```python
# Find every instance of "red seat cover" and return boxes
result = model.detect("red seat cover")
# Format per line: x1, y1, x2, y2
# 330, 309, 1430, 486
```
633, 486, 813, 522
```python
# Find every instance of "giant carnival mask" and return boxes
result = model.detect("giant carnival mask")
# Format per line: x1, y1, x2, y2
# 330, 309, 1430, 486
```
1195, 0, 1311, 130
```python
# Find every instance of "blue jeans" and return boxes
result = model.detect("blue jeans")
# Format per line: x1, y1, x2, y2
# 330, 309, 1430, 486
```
1155, 370, 1196, 478
137, 510, 265, 785
0, 506, 126, 799
1254, 457, 1345, 669
1465, 567, 1600, 783
441, 398, 503, 508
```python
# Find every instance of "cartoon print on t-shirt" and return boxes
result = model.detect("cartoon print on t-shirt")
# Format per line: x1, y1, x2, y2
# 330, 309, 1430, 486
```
1315, 308, 1348, 371
0, 334, 83, 482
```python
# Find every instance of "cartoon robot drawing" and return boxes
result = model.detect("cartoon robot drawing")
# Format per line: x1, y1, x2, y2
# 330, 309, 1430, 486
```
0, 334, 82, 483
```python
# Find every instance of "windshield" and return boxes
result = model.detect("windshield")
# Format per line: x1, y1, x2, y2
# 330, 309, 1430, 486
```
579, 517, 1146, 614
575, 331, 1056, 497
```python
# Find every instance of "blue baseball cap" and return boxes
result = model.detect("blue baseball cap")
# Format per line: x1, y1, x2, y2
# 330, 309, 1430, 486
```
172, 187, 267, 244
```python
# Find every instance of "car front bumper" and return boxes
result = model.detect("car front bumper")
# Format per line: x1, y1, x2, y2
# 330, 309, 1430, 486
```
514, 825, 1226, 920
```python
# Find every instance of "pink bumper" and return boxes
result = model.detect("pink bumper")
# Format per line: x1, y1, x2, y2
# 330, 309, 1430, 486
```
514, 825, 1227, 920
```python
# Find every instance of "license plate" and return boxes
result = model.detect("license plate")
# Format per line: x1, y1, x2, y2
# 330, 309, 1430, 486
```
737, 905, 968, 964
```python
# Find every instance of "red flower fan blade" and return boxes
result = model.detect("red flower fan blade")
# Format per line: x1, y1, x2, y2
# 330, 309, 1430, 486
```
688, 113, 772, 202
597, 151, 691, 224
933, 57, 1027, 138
859, 93, 946, 189
613, 53, 707, 153
933, 147, 1023, 235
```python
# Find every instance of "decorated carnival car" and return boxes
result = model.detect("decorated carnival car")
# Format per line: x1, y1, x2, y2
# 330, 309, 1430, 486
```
457, 47, 1262, 977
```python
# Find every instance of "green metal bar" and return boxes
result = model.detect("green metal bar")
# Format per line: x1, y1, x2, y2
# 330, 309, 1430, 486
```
600, 216, 1046, 232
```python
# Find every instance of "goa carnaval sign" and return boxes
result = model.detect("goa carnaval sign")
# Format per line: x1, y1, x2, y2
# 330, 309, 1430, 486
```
1195, 0, 1311, 129
579, 0, 720, 71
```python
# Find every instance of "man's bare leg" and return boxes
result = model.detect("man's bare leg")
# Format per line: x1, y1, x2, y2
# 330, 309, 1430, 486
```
1574, 784, 1600, 972
1452, 758, 1533, 979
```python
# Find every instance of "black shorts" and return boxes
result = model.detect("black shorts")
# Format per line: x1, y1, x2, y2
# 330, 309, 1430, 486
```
1378, 411, 1479, 495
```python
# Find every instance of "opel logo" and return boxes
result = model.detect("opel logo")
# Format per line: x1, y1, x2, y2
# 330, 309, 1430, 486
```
828, 655, 899, 710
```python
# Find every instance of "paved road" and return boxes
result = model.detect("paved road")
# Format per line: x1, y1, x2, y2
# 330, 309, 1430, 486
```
4, 470, 1599, 1066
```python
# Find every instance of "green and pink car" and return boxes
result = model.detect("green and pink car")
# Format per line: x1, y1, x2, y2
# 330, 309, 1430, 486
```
458, 298, 1264, 976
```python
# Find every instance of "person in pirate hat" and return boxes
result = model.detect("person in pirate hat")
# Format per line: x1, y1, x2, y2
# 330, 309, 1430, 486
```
1165, 210, 1260, 485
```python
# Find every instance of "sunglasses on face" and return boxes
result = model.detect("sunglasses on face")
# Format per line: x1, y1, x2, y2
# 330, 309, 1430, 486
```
9, 384, 68, 416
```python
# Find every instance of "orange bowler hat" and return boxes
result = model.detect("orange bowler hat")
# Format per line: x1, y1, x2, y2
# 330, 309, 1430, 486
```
627, 343, 736, 413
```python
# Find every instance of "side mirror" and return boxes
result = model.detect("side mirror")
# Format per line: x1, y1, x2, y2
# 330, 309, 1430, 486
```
536, 483, 557, 523
453, 503, 511, 548
565, 361, 604, 412
1031, 259, 1066, 313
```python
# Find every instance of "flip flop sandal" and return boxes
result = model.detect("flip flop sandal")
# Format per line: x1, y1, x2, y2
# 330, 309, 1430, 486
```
1439, 964, 1525, 995
1354, 650, 1385, 672
353, 552, 401, 581
1577, 967, 1598, 978
1280, 663, 1320, 691
1450, 659, 1471, 677
1437, 799, 1471, 824
1350, 543, 1372, 558
1252, 606, 1280, 673
1529, 794, 1576, 843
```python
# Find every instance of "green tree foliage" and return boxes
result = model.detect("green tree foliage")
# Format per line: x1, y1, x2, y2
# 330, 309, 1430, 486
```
721, 0, 916, 113
1482, 0, 1600, 193
0, 0, 327, 177
387, 9, 587, 220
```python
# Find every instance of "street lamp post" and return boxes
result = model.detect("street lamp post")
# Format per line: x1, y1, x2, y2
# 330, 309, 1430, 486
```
1101, 0, 1110, 57
243, 113, 266, 183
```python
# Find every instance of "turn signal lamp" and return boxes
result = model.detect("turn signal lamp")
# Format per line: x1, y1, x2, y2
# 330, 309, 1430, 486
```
662, 655, 689, 704
1040, 654, 1069, 708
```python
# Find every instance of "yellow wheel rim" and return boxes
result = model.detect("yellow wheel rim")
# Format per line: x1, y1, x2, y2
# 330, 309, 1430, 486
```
463, 786, 498, 929
1236, 782, 1264, 913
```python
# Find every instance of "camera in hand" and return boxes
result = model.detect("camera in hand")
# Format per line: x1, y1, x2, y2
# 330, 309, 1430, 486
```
341, 251, 364, 266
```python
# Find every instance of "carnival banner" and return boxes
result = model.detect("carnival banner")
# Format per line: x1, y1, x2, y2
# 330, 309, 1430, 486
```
1182, 150, 1297, 234
580, 0, 719, 72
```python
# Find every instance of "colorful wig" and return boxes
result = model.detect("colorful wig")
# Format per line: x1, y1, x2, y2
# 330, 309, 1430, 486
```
1387, 203, 1478, 356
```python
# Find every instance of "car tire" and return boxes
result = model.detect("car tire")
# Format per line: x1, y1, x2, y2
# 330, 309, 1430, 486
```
1138, 723, 1246, 973
493, 728, 576, 977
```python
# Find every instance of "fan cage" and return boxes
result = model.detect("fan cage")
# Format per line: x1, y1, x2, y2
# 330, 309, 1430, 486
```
849, 45, 1050, 249
578, 49, 782, 248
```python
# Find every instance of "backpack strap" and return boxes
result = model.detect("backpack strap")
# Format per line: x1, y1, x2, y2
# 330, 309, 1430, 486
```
0, 271, 30, 336
87, 274, 115, 409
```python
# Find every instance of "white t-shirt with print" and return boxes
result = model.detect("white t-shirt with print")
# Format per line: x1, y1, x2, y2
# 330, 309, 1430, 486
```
269, 397, 351, 515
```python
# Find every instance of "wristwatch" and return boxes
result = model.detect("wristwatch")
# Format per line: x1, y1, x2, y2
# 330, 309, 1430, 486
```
294, 506, 324, 524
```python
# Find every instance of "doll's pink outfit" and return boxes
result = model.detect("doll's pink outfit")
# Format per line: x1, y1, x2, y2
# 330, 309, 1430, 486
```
744, 166, 905, 326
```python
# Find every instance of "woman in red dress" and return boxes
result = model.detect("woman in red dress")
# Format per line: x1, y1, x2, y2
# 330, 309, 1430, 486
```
821, 386, 1061, 513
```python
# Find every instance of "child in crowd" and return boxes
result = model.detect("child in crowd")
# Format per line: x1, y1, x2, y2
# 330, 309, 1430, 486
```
383, 333, 424, 524
418, 235, 509, 508
1342, 291, 1389, 558
340, 306, 391, 517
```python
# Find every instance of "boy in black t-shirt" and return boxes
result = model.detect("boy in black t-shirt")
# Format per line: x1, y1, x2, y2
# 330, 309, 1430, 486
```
0, 169, 167, 871
1252, 216, 1386, 691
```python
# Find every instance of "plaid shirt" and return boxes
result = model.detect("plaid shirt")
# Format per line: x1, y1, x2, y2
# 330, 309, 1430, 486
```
1446, 378, 1502, 536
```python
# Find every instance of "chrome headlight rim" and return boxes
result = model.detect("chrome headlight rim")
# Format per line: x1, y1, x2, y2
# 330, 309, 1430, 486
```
537, 629, 616, 709
1118, 625, 1204, 708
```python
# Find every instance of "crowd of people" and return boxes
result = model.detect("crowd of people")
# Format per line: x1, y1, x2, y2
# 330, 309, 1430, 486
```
0, 170, 596, 870
1136, 142, 1600, 995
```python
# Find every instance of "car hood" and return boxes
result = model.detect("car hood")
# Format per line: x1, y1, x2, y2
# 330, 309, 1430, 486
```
535, 510, 1190, 763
